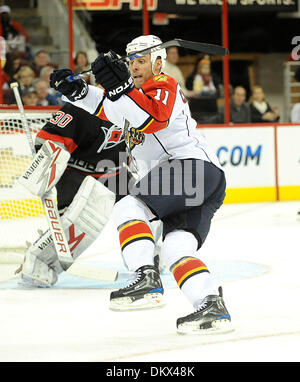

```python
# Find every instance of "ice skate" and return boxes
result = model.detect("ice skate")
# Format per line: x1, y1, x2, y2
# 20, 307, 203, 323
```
110, 265, 165, 311
176, 287, 233, 334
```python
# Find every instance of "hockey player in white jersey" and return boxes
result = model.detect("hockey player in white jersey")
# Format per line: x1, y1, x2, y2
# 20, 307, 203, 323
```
50, 35, 232, 334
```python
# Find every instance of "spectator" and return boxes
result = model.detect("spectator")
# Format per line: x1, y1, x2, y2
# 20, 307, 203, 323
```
74, 51, 93, 85
163, 46, 195, 98
290, 102, 300, 122
39, 65, 63, 105
249, 85, 280, 123
186, 56, 221, 98
185, 56, 222, 124
21, 88, 38, 106
3, 52, 27, 89
30, 50, 57, 77
211, 86, 251, 123
0, 5, 30, 58
74, 51, 89, 72
13, 65, 36, 92
33, 78, 60, 106
39, 65, 54, 84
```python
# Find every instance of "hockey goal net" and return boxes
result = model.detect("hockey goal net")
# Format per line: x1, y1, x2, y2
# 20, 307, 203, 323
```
0, 108, 59, 264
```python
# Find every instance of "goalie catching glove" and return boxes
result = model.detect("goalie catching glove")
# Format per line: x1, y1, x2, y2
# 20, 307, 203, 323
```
91, 50, 134, 101
18, 140, 70, 198
50, 68, 89, 102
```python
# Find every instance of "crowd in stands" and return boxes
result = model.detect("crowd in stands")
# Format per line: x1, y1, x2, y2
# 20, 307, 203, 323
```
209, 84, 280, 124
164, 46, 282, 124
1, 4, 299, 124
2, 49, 62, 106
1, 5, 63, 106
0, 4, 96, 107
1, 5, 30, 59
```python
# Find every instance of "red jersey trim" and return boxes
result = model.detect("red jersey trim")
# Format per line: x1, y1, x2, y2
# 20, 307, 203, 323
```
126, 75, 177, 133
36, 130, 78, 154
95, 104, 109, 121
137, 115, 169, 134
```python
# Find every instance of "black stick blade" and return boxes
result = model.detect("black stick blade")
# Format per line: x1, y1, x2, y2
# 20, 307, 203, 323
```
172, 39, 229, 56
126, 38, 229, 61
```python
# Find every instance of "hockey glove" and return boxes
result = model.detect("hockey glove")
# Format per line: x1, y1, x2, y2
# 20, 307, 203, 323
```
91, 50, 134, 101
50, 68, 88, 102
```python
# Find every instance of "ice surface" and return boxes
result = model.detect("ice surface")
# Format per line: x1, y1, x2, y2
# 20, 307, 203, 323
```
0, 201, 299, 362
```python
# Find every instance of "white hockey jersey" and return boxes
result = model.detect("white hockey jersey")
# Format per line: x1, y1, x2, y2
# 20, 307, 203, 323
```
65, 74, 222, 178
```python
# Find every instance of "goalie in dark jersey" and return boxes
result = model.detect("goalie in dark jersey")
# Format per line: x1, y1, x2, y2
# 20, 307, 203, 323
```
36, 101, 129, 211
17, 101, 135, 287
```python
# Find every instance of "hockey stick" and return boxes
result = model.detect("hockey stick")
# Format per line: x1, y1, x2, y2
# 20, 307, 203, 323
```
0, 256, 118, 284
61, 38, 229, 83
126, 38, 229, 58
0, 247, 118, 283
10, 83, 118, 282
10, 82, 73, 271
67, 262, 118, 282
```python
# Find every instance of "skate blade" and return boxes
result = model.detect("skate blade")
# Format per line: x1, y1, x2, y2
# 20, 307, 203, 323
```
177, 319, 234, 335
110, 292, 165, 311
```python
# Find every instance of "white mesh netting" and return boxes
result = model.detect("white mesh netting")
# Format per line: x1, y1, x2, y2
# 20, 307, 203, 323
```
0, 110, 57, 256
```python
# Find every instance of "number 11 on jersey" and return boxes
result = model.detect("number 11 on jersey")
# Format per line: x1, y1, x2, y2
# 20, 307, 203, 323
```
154, 89, 169, 106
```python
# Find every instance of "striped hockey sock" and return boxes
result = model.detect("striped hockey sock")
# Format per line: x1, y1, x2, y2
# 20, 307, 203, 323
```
118, 220, 155, 271
171, 256, 209, 289
171, 256, 216, 308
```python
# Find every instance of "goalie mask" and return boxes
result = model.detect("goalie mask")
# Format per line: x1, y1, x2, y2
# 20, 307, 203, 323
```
126, 35, 166, 74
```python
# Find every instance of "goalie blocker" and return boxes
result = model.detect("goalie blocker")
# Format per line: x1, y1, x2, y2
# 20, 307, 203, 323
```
18, 140, 70, 198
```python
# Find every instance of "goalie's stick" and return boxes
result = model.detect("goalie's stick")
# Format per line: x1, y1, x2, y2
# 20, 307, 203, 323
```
60, 38, 229, 84
9, 83, 118, 282
10, 82, 73, 271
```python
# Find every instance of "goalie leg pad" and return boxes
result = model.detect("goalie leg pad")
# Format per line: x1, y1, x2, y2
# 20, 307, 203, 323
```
18, 140, 70, 197
20, 257, 59, 287
62, 176, 116, 260
20, 176, 115, 286
20, 230, 61, 287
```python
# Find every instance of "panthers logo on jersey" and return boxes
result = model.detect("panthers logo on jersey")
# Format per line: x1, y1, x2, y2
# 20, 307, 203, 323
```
124, 121, 145, 150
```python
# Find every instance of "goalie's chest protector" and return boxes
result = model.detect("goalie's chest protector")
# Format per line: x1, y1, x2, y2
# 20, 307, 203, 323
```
36, 102, 126, 169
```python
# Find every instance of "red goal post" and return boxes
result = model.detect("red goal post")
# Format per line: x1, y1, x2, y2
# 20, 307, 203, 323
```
0, 106, 60, 259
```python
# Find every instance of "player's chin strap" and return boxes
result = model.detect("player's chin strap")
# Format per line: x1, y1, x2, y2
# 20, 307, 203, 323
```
19, 175, 116, 287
